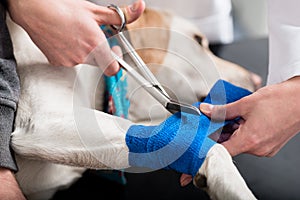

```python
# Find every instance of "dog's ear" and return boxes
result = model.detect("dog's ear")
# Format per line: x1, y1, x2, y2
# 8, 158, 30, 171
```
126, 8, 172, 30
125, 8, 173, 73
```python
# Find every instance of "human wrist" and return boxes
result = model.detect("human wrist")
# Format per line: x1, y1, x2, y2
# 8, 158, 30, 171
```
283, 76, 300, 119
6, 0, 23, 23
0, 167, 26, 200
266, 76, 300, 137
0, 167, 15, 181
6, 0, 38, 27
285, 75, 300, 88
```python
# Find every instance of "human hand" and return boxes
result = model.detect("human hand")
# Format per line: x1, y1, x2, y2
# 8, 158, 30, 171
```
200, 76, 300, 157
7, 0, 145, 76
0, 168, 26, 200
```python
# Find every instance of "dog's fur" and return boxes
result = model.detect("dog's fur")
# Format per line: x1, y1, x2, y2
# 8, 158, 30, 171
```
7, 7, 258, 200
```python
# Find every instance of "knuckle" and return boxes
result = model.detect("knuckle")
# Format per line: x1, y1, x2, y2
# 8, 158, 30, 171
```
73, 53, 89, 65
76, 56, 86, 64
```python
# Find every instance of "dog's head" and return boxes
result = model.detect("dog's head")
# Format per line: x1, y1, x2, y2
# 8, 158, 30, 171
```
123, 8, 262, 123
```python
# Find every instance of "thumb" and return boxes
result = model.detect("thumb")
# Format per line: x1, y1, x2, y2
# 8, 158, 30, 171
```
88, 0, 145, 76
199, 101, 243, 121
93, 0, 145, 26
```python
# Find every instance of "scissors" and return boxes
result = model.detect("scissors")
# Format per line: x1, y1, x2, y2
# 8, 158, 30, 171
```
107, 4, 201, 116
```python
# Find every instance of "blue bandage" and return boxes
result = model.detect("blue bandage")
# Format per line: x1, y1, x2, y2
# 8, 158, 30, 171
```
126, 79, 252, 176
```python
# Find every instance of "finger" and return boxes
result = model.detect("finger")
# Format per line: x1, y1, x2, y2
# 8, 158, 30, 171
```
222, 130, 245, 157
111, 45, 123, 59
93, 0, 145, 26
89, 32, 120, 76
200, 101, 243, 121
122, 0, 146, 24
180, 174, 193, 187
102, 45, 122, 75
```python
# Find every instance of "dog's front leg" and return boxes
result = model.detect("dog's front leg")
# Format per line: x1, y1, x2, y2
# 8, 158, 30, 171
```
11, 108, 134, 170
194, 144, 257, 200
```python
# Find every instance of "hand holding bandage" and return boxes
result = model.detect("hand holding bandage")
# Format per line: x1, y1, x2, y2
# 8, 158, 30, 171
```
126, 80, 252, 176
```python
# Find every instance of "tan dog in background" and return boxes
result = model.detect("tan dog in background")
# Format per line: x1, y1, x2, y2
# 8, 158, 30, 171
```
8, 7, 259, 200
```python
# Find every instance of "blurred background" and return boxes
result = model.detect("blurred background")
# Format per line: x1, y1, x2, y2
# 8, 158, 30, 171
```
52, 1, 300, 199
231, 0, 268, 42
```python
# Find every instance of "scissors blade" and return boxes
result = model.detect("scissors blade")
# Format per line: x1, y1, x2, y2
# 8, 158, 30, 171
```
166, 101, 201, 115
111, 51, 201, 116
112, 51, 169, 103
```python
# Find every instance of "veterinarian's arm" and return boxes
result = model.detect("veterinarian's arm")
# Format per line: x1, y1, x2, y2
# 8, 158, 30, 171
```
200, 0, 300, 157
6, 0, 145, 76
0, 169, 26, 199
0, 3, 26, 200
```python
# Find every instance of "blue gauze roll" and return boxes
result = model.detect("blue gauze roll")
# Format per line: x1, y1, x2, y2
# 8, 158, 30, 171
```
126, 79, 252, 176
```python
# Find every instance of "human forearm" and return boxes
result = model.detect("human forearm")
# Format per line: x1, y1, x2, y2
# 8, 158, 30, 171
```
0, 168, 26, 200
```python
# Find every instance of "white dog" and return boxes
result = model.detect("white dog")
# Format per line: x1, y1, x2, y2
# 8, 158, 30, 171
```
7, 7, 259, 200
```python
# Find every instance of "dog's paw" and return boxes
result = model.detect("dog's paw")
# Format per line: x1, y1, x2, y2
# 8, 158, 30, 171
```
193, 144, 257, 200
193, 172, 207, 189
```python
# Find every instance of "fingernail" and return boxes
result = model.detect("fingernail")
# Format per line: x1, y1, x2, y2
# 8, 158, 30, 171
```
130, 1, 140, 12
180, 176, 192, 187
200, 103, 214, 113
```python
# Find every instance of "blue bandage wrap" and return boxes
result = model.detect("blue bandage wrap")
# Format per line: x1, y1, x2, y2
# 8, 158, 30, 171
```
126, 79, 252, 176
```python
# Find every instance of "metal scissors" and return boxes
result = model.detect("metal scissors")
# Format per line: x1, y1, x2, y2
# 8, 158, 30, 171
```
107, 4, 201, 116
